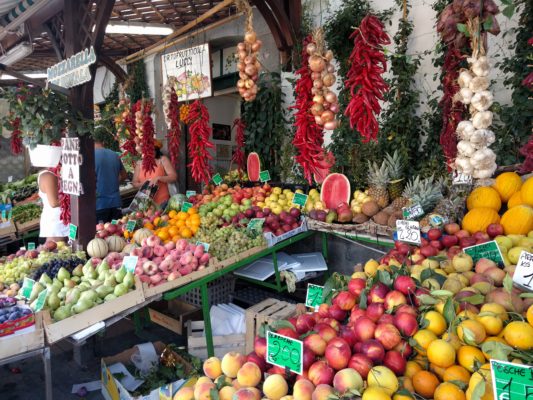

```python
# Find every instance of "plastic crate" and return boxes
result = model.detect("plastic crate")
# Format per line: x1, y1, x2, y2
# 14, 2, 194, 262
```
179, 275, 235, 307
230, 286, 297, 307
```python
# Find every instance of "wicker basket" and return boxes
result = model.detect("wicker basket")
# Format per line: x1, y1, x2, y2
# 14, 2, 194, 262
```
305, 217, 369, 234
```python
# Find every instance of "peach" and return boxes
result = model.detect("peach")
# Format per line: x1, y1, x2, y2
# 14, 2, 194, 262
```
254, 336, 267, 358
333, 368, 364, 394
221, 352, 245, 378
218, 386, 236, 400
193, 382, 215, 400
196, 376, 213, 385
308, 361, 334, 386
325, 338, 351, 370
237, 362, 262, 387
203, 357, 222, 379
293, 378, 315, 400
233, 387, 261, 400
304, 333, 327, 356
263, 374, 288, 400
173, 386, 194, 400
311, 384, 334, 400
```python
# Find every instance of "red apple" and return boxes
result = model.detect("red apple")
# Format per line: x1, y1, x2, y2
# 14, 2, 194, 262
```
254, 337, 266, 358
460, 236, 477, 248
276, 327, 299, 339
369, 283, 390, 303
348, 278, 366, 298
455, 229, 471, 239
447, 245, 462, 258
360, 339, 385, 364
427, 228, 442, 241
393, 275, 416, 296
333, 291, 356, 311
296, 314, 316, 334
325, 338, 351, 370
339, 325, 357, 348
395, 242, 410, 255
383, 350, 407, 375
321, 318, 340, 331
384, 290, 407, 311
430, 240, 444, 250
395, 304, 417, 317
246, 351, 267, 372
304, 333, 327, 356
366, 303, 385, 322
393, 312, 419, 336
378, 313, 395, 325
444, 223, 461, 235
420, 245, 438, 257
308, 361, 334, 386
393, 340, 413, 359
303, 348, 316, 370
486, 223, 504, 238
318, 303, 330, 318
349, 307, 366, 325
441, 235, 459, 248
316, 324, 337, 343
374, 323, 402, 350
348, 353, 373, 379
473, 231, 490, 241
353, 317, 376, 342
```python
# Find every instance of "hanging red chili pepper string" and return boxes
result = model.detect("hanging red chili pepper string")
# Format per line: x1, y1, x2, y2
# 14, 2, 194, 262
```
439, 47, 464, 165
292, 35, 331, 184
121, 101, 138, 167
9, 117, 22, 155
140, 100, 157, 173
231, 118, 246, 171
188, 100, 214, 184
166, 90, 181, 166
49, 164, 71, 225
344, 15, 390, 142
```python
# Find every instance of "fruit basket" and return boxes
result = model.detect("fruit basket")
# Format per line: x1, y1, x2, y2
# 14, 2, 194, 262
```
263, 216, 308, 247
306, 217, 370, 235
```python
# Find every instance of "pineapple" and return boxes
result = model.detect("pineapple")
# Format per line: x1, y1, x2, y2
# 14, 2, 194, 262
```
391, 176, 419, 210
392, 175, 444, 213
384, 151, 405, 200
367, 160, 390, 208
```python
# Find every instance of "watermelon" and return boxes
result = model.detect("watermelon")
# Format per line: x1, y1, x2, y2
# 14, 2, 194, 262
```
320, 173, 351, 210
247, 152, 261, 181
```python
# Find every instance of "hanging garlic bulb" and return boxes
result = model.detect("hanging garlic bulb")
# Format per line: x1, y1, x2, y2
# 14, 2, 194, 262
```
460, 87, 474, 104
469, 76, 489, 92
472, 111, 493, 129
471, 90, 494, 112
471, 56, 490, 77
458, 70, 473, 88
456, 121, 475, 140
457, 140, 476, 157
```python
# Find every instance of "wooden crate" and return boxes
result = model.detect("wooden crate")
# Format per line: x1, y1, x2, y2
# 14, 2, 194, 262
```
148, 300, 201, 335
186, 320, 245, 360
15, 218, 40, 234
0, 312, 45, 360
0, 221, 16, 237
43, 277, 145, 344
245, 298, 297, 353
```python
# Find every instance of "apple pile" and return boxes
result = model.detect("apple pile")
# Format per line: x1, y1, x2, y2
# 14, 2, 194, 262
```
128, 235, 210, 286
190, 183, 272, 209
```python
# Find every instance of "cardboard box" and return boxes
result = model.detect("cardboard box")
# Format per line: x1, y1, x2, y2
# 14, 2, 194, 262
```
0, 312, 45, 359
148, 300, 202, 335
15, 218, 40, 233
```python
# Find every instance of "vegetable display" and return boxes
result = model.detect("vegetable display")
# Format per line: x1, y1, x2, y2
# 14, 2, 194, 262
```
11, 203, 41, 224
187, 100, 214, 184
344, 15, 390, 142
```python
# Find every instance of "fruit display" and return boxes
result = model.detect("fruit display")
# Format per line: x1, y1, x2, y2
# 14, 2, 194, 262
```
195, 226, 265, 261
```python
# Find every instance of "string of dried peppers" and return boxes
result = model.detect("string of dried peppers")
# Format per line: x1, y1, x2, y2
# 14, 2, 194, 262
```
292, 35, 332, 184
344, 15, 390, 142
231, 118, 246, 171
163, 79, 181, 166
188, 100, 214, 184
137, 99, 157, 174
9, 117, 22, 155
49, 164, 71, 225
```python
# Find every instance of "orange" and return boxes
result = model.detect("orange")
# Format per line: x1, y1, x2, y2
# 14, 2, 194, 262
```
171, 235, 180, 242
176, 220, 186, 228
427, 339, 456, 368
157, 230, 169, 241
144, 222, 155, 230
168, 226, 179, 237
443, 365, 470, 385
457, 345, 486, 372
153, 217, 161, 226
457, 319, 486, 345
180, 227, 193, 238
430, 363, 447, 380
442, 332, 462, 351
434, 382, 466, 400
404, 361, 422, 379
413, 329, 438, 356
187, 207, 198, 215
424, 311, 447, 336
482, 336, 507, 359
412, 371, 440, 398
168, 210, 177, 219
401, 376, 414, 392
177, 211, 188, 220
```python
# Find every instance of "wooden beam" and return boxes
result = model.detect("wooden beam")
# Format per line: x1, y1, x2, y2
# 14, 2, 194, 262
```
121, 0, 234, 64
265, 0, 295, 47
93, 0, 116, 52
98, 54, 127, 82
42, 22, 64, 61
0, 63, 69, 95
146, 2, 172, 25
163, 0, 184, 20
252, 0, 288, 51
104, 34, 134, 52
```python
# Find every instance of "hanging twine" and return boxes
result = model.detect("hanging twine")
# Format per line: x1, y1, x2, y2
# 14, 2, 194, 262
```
235, 0, 253, 33
312, 27, 326, 56
402, 0, 407, 21
467, 17, 486, 58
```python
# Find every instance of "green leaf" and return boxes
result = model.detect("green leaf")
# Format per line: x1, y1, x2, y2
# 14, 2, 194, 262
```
461, 326, 477, 345
378, 270, 393, 287
431, 290, 454, 298
471, 378, 486, 400
503, 273, 514, 294
481, 341, 514, 361
419, 294, 439, 305
449, 380, 468, 391
520, 293, 533, 298
359, 288, 368, 310
456, 23, 470, 37
483, 15, 493, 31
210, 388, 220, 400
502, 5, 516, 19
395, 389, 414, 398
443, 297, 457, 325
420, 268, 433, 282
461, 294, 485, 305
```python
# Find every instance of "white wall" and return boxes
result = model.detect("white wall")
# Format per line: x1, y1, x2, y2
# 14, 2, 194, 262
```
285, 0, 520, 145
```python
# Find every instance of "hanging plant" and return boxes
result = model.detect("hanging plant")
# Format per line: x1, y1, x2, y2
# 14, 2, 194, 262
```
188, 100, 214, 184
235, 0, 261, 102
231, 118, 246, 172
9, 116, 22, 155
344, 14, 390, 142
126, 60, 150, 104
163, 77, 181, 166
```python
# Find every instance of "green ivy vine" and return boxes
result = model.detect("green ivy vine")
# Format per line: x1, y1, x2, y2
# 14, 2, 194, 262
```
493, 0, 532, 166
126, 60, 150, 103
242, 72, 286, 180
378, 0, 422, 176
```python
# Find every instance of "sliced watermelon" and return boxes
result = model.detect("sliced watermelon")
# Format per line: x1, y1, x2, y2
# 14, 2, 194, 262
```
320, 173, 351, 210
247, 152, 261, 181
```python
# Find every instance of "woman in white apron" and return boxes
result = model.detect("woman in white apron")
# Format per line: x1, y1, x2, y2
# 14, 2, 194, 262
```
37, 170, 69, 241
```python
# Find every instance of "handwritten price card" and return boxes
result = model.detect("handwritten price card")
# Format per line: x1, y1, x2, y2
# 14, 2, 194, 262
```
513, 251, 533, 291
267, 331, 303, 375
490, 359, 533, 400
396, 220, 421, 245
305, 284, 324, 309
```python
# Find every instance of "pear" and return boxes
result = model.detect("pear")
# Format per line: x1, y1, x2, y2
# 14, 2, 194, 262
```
77, 282, 91, 292
63, 279, 76, 288
57, 287, 68, 300
53, 305, 72, 321
96, 260, 110, 275
57, 267, 71, 281
39, 273, 52, 286
71, 276, 80, 284
104, 293, 117, 302
65, 288, 81, 305
96, 285, 114, 299
29, 282, 45, 302
114, 283, 128, 297
51, 278, 63, 291
79, 289, 97, 303
123, 272, 135, 289
47, 292, 61, 310
115, 266, 126, 283
72, 298, 93, 314
72, 265, 83, 277
104, 275, 117, 287
82, 264, 97, 279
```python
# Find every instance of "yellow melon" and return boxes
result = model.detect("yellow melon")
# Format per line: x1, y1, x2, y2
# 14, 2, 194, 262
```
461, 208, 501, 234
507, 190, 523, 209
521, 176, 533, 207
500, 205, 533, 235
466, 187, 501, 211
493, 172, 522, 202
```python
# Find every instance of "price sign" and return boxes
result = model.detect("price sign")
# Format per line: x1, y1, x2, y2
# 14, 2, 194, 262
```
69, 223, 78, 241
305, 284, 324, 308
111, 219, 118, 225
259, 170, 271, 183
464, 241, 504, 266
212, 174, 223, 186
196, 241, 210, 252
122, 256, 139, 273
27, 242, 35, 250
513, 251, 533, 291
266, 331, 303, 375
182, 202, 193, 212
490, 359, 533, 400
33, 289, 48, 312
292, 193, 308, 208
452, 171, 473, 185
125, 220, 136, 233
21, 278, 35, 299
402, 203, 424, 220
247, 218, 264, 233
186, 190, 196, 198
396, 220, 421, 244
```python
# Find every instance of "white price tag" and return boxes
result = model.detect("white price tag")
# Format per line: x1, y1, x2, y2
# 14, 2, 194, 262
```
122, 256, 138, 273
396, 220, 421, 245
452, 171, 473, 185
513, 250, 533, 291
402, 203, 424, 220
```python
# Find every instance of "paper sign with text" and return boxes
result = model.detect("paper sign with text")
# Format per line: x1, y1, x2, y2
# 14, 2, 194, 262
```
266, 331, 303, 375
212, 174, 223, 186
69, 224, 77, 241
305, 284, 324, 308
259, 170, 271, 182
182, 202, 193, 212
490, 359, 533, 400
464, 241, 504, 265
61, 137, 83, 195
402, 203, 424, 220
292, 193, 308, 208
396, 220, 421, 244
122, 256, 139, 273
186, 190, 196, 198
513, 250, 533, 291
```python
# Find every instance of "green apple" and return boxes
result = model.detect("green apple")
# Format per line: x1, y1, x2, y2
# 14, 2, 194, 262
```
507, 246, 528, 265
507, 234, 525, 246
517, 237, 533, 250
495, 235, 513, 251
